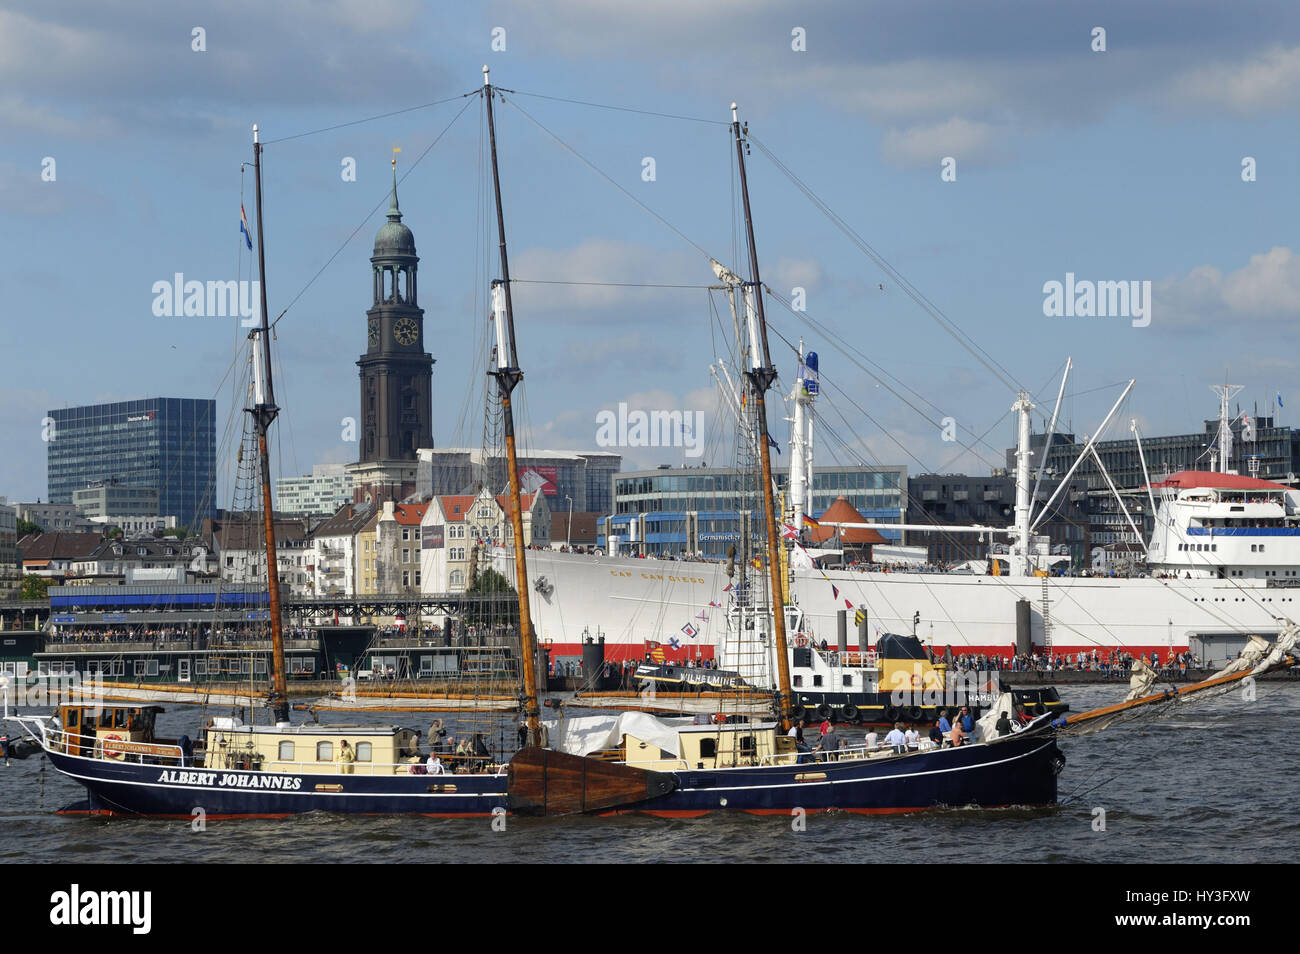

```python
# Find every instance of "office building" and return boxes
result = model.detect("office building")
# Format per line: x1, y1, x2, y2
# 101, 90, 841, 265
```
47, 397, 217, 527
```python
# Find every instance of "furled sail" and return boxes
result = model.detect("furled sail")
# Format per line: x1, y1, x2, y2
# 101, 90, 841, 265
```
1058, 626, 1299, 738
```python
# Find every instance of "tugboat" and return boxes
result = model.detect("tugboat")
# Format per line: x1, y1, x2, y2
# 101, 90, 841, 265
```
634, 609, 1067, 726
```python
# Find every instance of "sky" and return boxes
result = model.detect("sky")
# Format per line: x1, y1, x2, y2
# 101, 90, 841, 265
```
3, 0, 1299, 508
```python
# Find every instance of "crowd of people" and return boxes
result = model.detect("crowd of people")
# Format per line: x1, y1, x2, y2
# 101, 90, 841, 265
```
45, 625, 320, 647
940, 648, 1204, 675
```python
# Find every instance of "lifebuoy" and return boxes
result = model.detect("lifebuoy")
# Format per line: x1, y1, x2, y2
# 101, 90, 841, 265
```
841, 704, 860, 723
816, 704, 834, 722
103, 734, 125, 760
794, 635, 809, 648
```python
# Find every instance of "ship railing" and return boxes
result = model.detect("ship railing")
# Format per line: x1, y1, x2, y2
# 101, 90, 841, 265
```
210, 755, 512, 777
809, 647, 878, 669
41, 726, 187, 764
756, 739, 933, 766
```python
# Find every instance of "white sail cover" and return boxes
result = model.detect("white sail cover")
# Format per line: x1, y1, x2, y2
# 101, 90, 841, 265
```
976, 692, 1016, 741
543, 711, 696, 758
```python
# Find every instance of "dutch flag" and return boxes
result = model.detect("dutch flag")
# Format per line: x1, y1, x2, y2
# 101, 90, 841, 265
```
240, 204, 254, 250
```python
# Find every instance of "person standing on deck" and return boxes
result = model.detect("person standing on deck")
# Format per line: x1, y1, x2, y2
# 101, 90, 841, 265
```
338, 740, 355, 775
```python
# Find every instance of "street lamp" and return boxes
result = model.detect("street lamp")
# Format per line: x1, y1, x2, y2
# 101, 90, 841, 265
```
565, 495, 573, 549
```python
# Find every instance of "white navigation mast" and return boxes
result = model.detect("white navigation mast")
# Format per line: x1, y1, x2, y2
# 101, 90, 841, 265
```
787, 342, 818, 531
1010, 390, 1036, 577
1211, 384, 1244, 474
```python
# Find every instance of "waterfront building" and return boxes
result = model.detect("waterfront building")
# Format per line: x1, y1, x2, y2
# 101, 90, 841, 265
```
72, 482, 161, 520
67, 536, 213, 582
206, 515, 314, 598
16, 532, 103, 580
276, 463, 355, 515
0, 501, 19, 598
420, 490, 550, 593
417, 448, 621, 515
601, 464, 907, 558
1013, 414, 1300, 551
375, 500, 428, 594
85, 514, 178, 534
310, 502, 375, 597
46, 397, 217, 526
906, 473, 1090, 566
16, 502, 94, 534
355, 510, 381, 595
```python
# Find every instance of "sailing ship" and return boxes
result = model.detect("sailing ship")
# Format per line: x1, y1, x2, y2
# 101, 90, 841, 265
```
6, 73, 1291, 818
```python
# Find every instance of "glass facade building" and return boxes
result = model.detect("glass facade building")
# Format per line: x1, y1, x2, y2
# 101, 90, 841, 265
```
47, 398, 217, 527
602, 464, 907, 557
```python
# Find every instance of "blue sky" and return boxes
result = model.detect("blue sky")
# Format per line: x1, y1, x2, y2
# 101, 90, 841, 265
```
3, 0, 1299, 507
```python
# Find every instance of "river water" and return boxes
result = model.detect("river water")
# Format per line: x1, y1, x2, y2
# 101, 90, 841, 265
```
1, 684, 1295, 864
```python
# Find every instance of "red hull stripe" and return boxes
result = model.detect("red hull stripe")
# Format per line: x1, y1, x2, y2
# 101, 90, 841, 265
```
546, 643, 1188, 662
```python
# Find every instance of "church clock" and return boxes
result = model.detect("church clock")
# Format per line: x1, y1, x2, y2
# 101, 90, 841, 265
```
393, 317, 418, 346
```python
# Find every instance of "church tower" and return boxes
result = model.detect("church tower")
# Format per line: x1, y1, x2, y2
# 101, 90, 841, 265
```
347, 160, 435, 503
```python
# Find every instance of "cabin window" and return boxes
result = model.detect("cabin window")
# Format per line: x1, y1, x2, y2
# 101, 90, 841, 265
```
355, 742, 372, 762
813, 675, 824, 687
793, 675, 803, 687
254, 659, 267, 675
194, 659, 207, 675
1251, 545, 1257, 552
739, 736, 756, 756
279, 741, 295, 760
316, 742, 333, 761
699, 738, 717, 758
843, 675, 853, 687
134, 660, 147, 677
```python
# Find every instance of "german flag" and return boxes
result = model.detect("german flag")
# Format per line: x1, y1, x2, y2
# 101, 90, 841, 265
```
803, 514, 821, 528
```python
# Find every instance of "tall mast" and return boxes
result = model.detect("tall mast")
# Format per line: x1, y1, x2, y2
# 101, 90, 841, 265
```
483, 67, 541, 745
731, 103, 793, 729
1010, 391, 1035, 577
250, 124, 289, 724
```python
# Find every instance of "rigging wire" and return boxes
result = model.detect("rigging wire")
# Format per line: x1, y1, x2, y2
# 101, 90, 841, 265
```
262, 95, 477, 333
261, 91, 478, 144
497, 92, 720, 263
745, 132, 1024, 396
501, 88, 728, 127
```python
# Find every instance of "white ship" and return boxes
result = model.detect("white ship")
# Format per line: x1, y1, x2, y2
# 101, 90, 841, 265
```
498, 373, 1300, 669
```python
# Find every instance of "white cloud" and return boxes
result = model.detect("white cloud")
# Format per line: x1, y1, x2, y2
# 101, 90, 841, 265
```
880, 117, 1005, 167
1167, 45, 1300, 115
1158, 247, 1300, 328
509, 238, 708, 319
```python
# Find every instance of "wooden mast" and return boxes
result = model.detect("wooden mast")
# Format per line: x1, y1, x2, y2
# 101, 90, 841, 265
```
483, 67, 541, 745
730, 104, 793, 730
250, 123, 290, 724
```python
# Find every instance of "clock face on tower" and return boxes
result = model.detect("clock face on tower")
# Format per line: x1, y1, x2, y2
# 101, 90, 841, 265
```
368, 319, 379, 346
393, 317, 418, 346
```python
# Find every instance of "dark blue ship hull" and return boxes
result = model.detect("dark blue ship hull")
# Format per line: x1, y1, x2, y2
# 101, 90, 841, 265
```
48, 730, 1062, 817
632, 732, 1062, 815
48, 750, 508, 817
